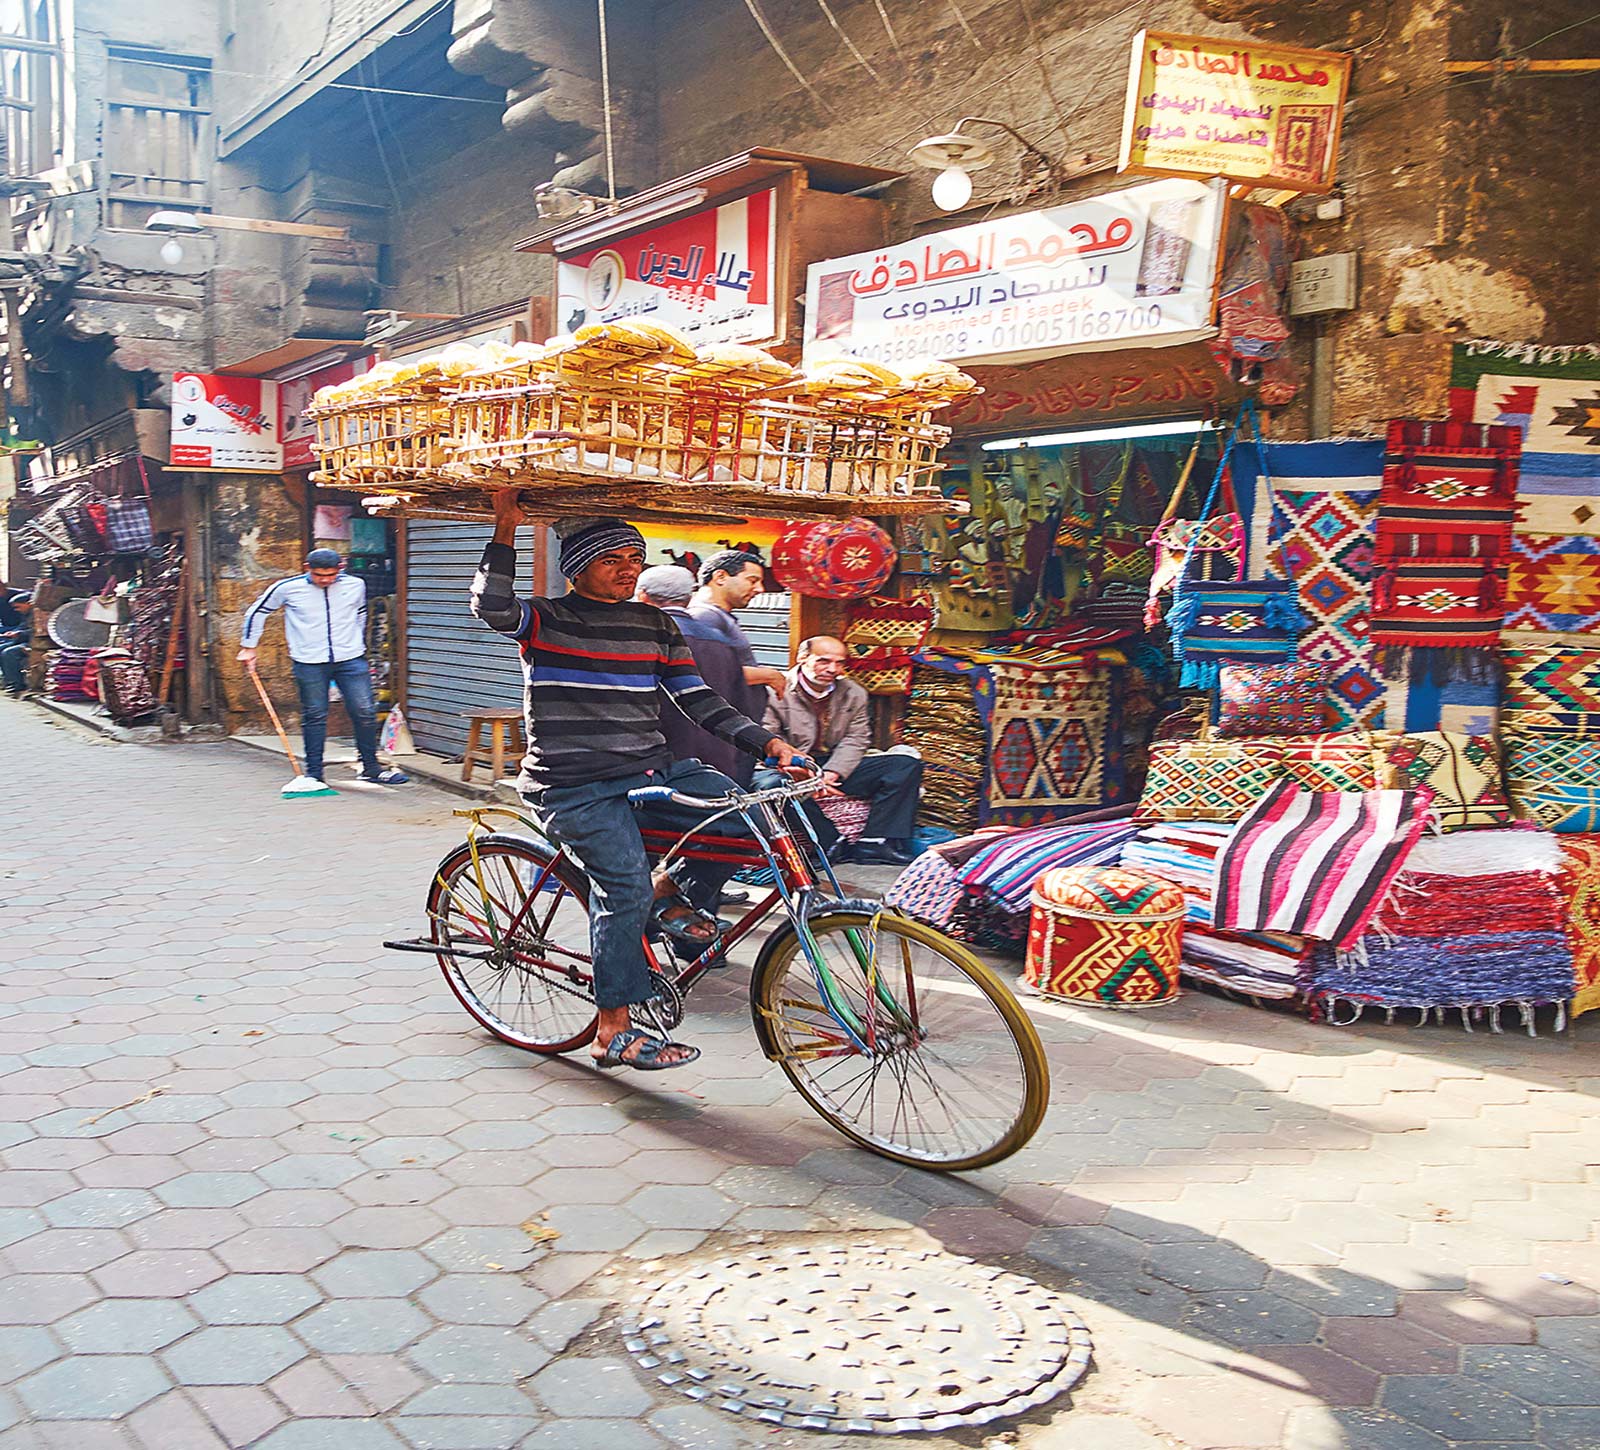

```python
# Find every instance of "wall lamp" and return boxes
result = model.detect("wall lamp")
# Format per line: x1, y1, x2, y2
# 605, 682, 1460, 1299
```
910, 117, 1106, 212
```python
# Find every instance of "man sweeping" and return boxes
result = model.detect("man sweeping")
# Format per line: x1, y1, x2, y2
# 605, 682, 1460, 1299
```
238, 548, 408, 788
471, 490, 802, 1071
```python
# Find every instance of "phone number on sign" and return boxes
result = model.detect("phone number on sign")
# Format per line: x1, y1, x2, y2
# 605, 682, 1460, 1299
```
988, 306, 1165, 350
849, 333, 973, 366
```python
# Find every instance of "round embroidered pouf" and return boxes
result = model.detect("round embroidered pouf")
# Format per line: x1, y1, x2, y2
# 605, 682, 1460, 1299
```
1023, 866, 1185, 1009
771, 517, 896, 599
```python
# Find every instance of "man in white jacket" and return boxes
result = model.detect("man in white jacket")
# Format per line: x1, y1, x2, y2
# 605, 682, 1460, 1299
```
237, 548, 407, 786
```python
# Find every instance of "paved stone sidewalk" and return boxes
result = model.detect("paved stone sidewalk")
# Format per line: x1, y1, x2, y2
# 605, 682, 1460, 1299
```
2, 696, 1599, 1449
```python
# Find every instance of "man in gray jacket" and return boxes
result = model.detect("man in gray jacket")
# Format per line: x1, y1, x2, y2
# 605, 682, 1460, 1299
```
238, 548, 407, 786
764, 635, 924, 865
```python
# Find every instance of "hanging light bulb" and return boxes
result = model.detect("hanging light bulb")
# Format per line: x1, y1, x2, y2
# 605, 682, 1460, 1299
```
930, 165, 974, 212
160, 236, 185, 266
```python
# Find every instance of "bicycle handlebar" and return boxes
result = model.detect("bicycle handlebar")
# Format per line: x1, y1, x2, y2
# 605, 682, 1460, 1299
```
627, 757, 822, 813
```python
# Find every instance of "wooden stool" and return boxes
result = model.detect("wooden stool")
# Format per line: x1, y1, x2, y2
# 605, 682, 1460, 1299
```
460, 708, 526, 783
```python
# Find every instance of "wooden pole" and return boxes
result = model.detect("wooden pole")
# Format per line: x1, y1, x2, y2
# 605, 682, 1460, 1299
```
157, 550, 190, 706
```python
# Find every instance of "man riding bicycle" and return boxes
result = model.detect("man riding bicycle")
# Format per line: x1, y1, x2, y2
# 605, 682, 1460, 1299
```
470, 489, 804, 1072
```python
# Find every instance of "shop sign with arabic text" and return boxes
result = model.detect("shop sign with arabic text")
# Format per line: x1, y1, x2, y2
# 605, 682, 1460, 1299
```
803, 177, 1226, 370
1120, 29, 1351, 192
555, 186, 778, 346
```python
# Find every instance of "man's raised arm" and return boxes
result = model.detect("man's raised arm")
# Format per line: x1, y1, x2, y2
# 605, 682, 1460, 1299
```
470, 488, 532, 639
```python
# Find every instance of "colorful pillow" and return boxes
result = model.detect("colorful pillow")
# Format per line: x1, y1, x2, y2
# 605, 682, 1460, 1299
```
1135, 739, 1284, 823
1277, 732, 1380, 793
1500, 644, 1600, 735
1507, 735, 1600, 833
1381, 731, 1512, 832
1216, 663, 1329, 738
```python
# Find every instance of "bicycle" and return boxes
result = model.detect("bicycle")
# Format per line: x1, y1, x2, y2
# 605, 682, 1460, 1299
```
386, 769, 1049, 1171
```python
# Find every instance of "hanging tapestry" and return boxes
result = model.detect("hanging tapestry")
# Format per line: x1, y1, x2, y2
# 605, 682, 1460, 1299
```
1167, 580, 1304, 689
1379, 731, 1512, 832
1369, 418, 1522, 673
1136, 739, 1284, 823
1500, 644, 1600, 734
1382, 657, 1501, 736
1557, 837, 1600, 1017
1213, 782, 1431, 949
1450, 340, 1600, 514
1505, 535, 1600, 639
985, 664, 1120, 822
1507, 735, 1600, 833
1269, 481, 1384, 727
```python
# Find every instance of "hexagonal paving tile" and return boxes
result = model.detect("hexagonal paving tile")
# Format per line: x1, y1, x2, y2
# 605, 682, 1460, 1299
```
309, 1250, 437, 1298
56, 1299, 199, 1354
530, 1355, 653, 1419
19, 1354, 173, 1419
189, 1273, 324, 1325
294, 1300, 431, 1355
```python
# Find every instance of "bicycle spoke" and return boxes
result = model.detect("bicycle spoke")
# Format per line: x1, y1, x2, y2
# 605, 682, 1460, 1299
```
756, 913, 1044, 1169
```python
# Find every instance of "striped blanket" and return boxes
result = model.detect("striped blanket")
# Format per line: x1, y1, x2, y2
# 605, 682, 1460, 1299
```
1213, 784, 1430, 949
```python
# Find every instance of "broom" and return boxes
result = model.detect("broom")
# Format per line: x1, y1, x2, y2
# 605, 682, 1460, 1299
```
245, 661, 338, 799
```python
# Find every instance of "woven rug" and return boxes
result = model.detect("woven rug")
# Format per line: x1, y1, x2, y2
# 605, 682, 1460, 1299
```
1501, 644, 1600, 734
1270, 478, 1384, 727
883, 850, 964, 928
958, 817, 1136, 915
985, 663, 1120, 823
1558, 837, 1600, 1017
1505, 534, 1600, 641
1213, 783, 1430, 949
1370, 418, 1521, 672
906, 663, 987, 833
1381, 657, 1502, 735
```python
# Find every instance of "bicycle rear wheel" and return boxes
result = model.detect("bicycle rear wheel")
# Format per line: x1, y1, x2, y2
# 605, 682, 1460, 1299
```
749, 910, 1049, 1171
427, 834, 599, 1053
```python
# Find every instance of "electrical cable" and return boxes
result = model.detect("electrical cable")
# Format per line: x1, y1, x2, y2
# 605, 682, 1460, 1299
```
1012, 0, 1077, 144
738, 0, 834, 116
813, 0, 886, 84
946, 0, 984, 52
597, 0, 617, 201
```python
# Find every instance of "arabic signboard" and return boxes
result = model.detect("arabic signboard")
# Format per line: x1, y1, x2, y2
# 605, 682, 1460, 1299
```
803, 177, 1226, 370
170, 373, 283, 472
946, 342, 1240, 437
1120, 29, 1352, 192
556, 186, 779, 346
279, 356, 371, 470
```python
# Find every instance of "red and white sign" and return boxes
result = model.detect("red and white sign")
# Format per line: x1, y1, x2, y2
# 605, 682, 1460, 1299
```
556, 186, 779, 346
171, 373, 283, 471
279, 357, 370, 470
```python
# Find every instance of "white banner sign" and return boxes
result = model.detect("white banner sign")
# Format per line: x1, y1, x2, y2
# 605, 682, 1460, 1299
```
803, 177, 1226, 369
556, 186, 779, 346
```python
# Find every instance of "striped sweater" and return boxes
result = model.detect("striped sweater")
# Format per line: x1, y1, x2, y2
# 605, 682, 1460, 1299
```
470, 541, 773, 790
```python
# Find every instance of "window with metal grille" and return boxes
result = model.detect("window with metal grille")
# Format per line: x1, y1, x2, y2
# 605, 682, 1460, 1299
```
102, 46, 210, 229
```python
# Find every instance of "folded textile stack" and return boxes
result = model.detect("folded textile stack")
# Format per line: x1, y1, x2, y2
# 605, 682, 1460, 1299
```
1303, 829, 1575, 1031
1121, 822, 1308, 1001
48, 648, 97, 701
905, 664, 986, 832
886, 818, 1136, 952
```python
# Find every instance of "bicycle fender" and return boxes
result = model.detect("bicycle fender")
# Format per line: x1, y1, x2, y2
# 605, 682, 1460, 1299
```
747, 905, 908, 1061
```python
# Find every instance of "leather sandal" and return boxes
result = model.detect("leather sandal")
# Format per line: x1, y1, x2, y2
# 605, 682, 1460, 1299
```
591, 1028, 701, 1072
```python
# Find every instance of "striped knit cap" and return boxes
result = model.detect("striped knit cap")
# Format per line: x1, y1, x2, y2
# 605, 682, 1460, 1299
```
557, 518, 646, 580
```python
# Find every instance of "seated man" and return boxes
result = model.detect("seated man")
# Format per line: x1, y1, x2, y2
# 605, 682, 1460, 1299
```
0, 582, 31, 697
764, 635, 924, 866
471, 492, 802, 1072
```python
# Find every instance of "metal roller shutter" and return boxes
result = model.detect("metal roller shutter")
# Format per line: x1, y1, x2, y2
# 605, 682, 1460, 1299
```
404, 520, 539, 760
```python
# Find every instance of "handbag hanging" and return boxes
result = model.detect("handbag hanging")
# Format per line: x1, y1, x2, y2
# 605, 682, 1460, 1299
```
1144, 430, 1245, 627
1167, 401, 1304, 688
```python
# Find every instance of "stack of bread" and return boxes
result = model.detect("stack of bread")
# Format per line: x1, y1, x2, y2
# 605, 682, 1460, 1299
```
309, 319, 977, 510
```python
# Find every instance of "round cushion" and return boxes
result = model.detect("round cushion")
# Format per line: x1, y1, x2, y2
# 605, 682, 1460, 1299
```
1030, 865, 1186, 920
771, 517, 896, 599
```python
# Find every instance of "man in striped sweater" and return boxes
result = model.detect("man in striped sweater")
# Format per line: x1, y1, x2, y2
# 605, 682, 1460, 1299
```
471, 490, 801, 1071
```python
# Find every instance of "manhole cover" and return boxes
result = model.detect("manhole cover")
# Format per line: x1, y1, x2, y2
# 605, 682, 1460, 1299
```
620, 1241, 1092, 1434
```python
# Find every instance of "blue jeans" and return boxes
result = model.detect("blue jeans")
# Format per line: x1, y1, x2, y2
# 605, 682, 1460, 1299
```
527, 759, 755, 1012
292, 657, 380, 779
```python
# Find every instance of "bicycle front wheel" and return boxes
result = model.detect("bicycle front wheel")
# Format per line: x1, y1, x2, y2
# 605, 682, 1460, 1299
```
750, 910, 1049, 1171
427, 835, 599, 1053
